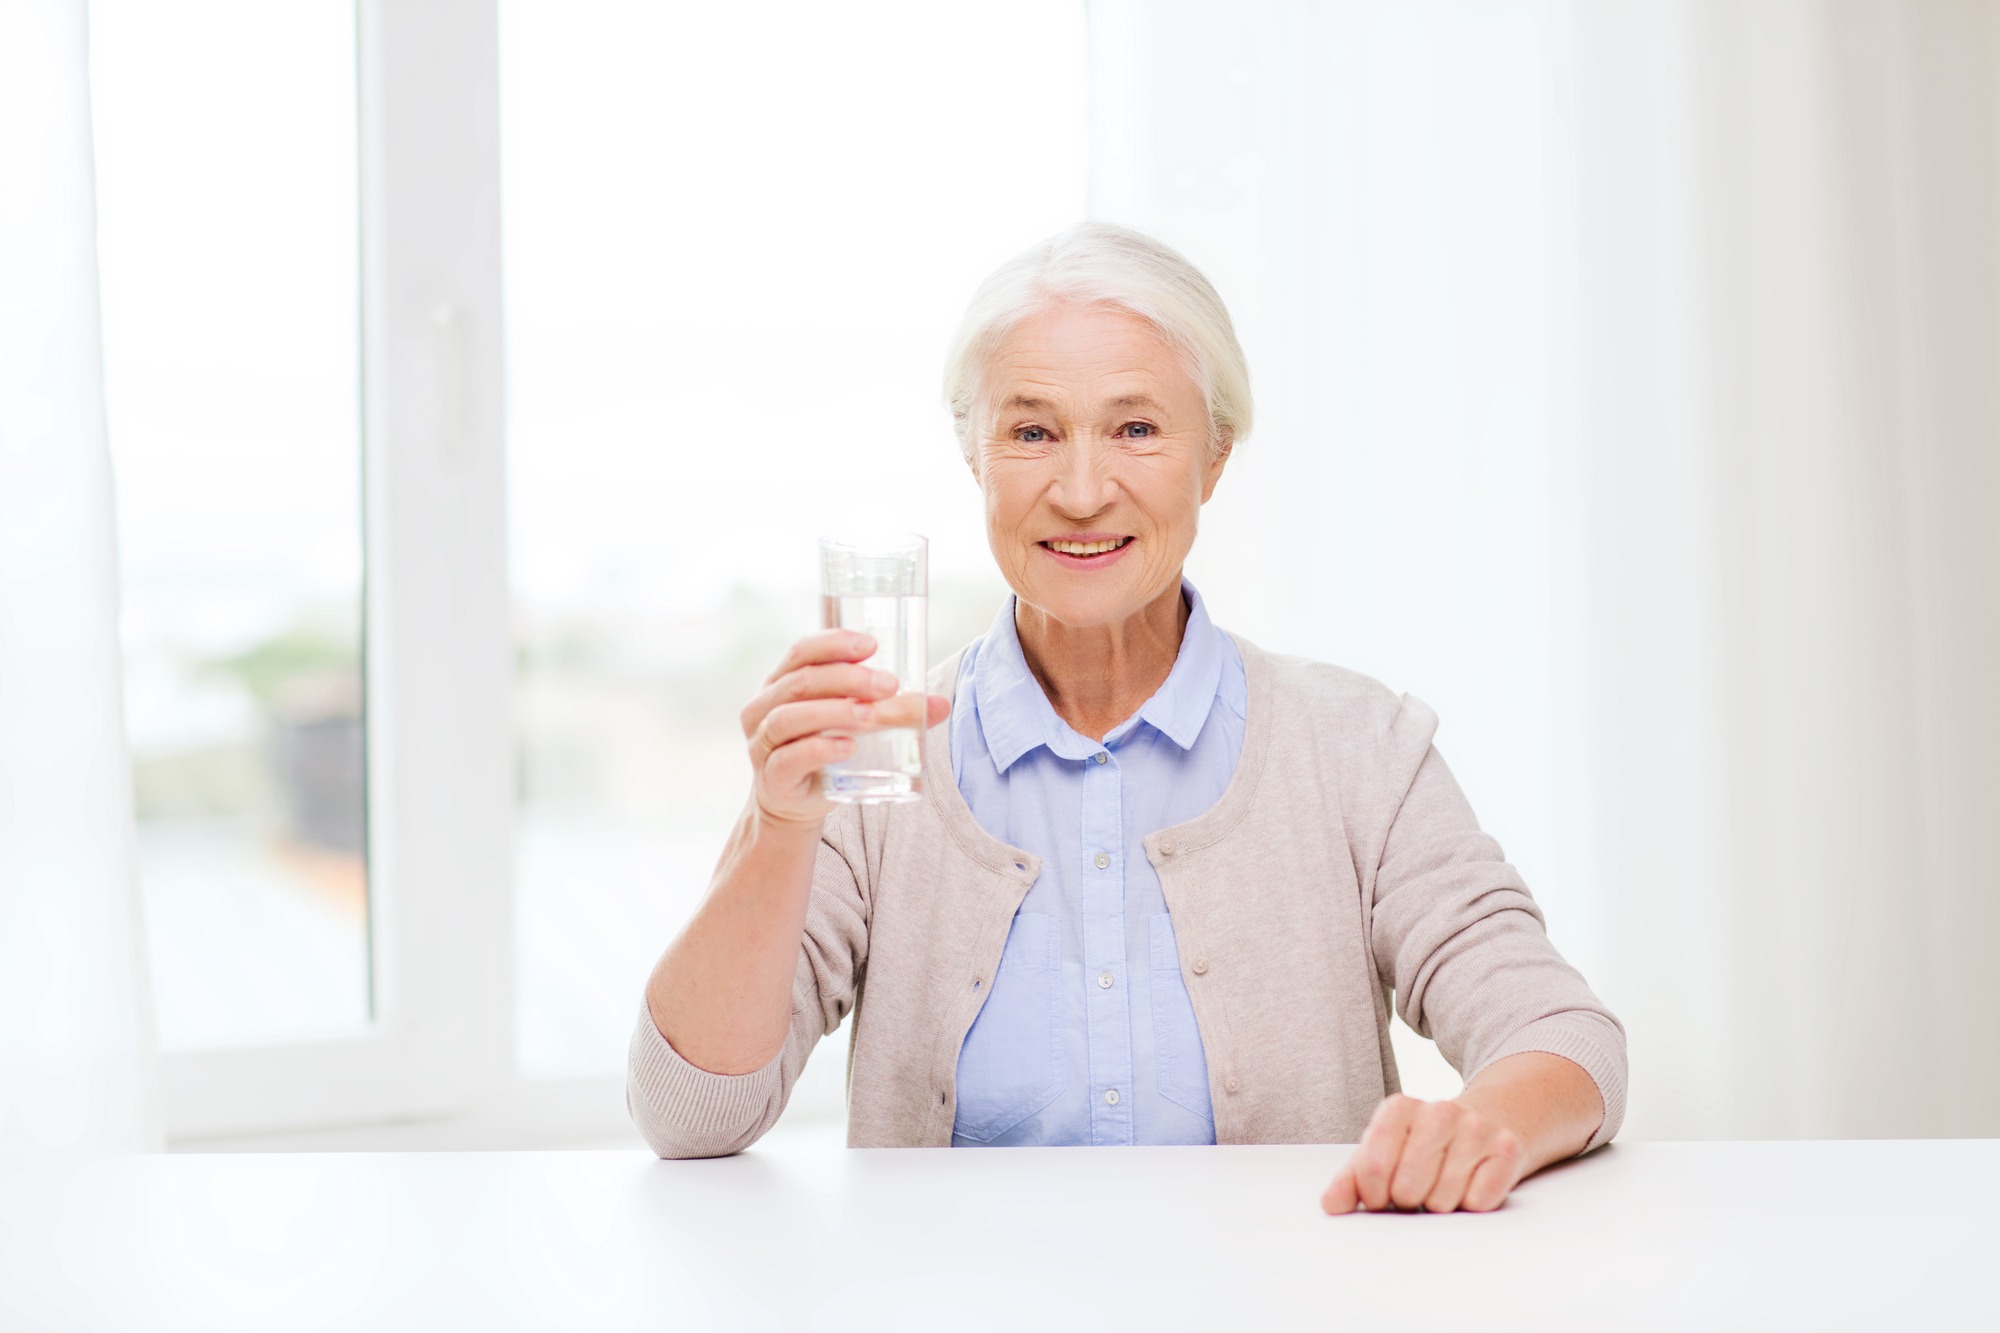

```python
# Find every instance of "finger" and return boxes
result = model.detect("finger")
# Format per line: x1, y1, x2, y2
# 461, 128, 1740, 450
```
753, 698, 880, 764
1422, 1121, 1493, 1214
863, 692, 933, 731
742, 663, 900, 738
1320, 1161, 1361, 1215
1462, 1137, 1526, 1213
761, 733, 857, 801
764, 630, 879, 685
1349, 1095, 1420, 1212
1387, 1101, 1460, 1210
925, 694, 951, 729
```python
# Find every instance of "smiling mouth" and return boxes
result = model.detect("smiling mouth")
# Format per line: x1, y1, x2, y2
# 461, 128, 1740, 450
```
1040, 537, 1134, 558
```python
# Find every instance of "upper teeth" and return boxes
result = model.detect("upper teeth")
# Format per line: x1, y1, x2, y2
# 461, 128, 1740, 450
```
1050, 539, 1126, 555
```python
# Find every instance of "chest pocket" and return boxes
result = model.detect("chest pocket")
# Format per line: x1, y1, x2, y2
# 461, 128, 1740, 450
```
1149, 913, 1215, 1123
952, 911, 1065, 1143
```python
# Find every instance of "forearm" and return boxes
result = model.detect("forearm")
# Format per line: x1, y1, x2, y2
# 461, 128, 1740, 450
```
1454, 1050, 1604, 1175
643, 801, 822, 1076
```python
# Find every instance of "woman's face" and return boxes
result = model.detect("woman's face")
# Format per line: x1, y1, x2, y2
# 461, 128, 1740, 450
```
969, 302, 1229, 632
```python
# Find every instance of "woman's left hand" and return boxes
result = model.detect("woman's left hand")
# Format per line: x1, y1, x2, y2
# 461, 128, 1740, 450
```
1319, 1093, 1526, 1214
1322, 1052, 1603, 1214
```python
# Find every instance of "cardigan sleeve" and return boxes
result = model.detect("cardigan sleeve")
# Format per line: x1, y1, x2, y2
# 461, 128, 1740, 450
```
1365, 696, 1629, 1153
626, 802, 872, 1159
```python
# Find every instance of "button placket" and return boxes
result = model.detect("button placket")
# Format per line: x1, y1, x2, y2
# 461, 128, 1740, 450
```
1078, 734, 1132, 1144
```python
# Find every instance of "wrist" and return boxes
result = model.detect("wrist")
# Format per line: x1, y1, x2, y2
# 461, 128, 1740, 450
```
1453, 1051, 1601, 1170
747, 796, 827, 844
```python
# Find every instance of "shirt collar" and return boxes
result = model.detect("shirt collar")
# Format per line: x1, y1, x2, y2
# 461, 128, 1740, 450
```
971, 577, 1226, 774
1132, 578, 1225, 751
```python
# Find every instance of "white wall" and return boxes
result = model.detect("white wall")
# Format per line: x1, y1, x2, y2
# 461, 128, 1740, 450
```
1091, 0, 2000, 1138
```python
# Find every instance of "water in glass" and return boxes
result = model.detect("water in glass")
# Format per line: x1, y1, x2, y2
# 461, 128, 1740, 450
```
820, 592, 925, 802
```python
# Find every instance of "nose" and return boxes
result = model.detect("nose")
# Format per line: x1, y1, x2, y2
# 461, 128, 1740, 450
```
1051, 436, 1115, 519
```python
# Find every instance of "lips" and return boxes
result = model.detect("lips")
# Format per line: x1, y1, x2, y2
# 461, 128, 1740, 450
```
1037, 535, 1136, 567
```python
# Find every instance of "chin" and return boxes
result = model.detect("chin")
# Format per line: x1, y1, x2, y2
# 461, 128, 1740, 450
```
1018, 580, 1144, 631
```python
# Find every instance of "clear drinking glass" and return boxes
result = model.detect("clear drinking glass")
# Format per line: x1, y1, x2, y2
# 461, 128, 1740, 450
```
819, 533, 927, 803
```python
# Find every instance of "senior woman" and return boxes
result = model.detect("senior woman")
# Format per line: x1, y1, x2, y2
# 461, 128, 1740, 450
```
630, 222, 1625, 1214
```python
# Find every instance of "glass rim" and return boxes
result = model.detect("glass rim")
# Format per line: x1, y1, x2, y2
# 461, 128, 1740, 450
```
816, 530, 928, 556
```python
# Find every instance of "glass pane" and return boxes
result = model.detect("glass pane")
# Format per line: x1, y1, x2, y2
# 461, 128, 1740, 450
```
502, 1, 1089, 1077
91, 2, 369, 1050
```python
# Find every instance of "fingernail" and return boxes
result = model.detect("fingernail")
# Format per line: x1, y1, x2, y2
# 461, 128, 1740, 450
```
853, 702, 875, 723
871, 670, 898, 694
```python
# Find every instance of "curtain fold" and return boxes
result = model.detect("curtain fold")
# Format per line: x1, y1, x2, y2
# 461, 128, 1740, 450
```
0, 0, 162, 1154
1090, 0, 2000, 1139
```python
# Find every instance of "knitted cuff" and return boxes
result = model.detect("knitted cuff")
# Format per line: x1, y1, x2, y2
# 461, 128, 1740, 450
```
626, 999, 783, 1157
1473, 1012, 1628, 1153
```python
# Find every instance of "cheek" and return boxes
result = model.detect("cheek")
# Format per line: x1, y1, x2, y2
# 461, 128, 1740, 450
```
979, 481, 1031, 571
1137, 466, 1205, 543
979, 468, 1034, 530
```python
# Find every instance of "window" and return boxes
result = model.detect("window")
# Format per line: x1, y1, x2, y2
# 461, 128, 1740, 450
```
95, 0, 512, 1143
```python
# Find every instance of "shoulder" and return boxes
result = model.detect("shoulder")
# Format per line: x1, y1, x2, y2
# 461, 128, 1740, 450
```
1229, 634, 1440, 793
1234, 636, 1435, 739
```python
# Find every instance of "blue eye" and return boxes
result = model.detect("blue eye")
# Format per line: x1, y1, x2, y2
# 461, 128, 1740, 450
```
1122, 422, 1153, 438
1019, 427, 1048, 442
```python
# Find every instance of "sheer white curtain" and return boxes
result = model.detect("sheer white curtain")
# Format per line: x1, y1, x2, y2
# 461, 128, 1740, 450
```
0, 0, 161, 1154
1091, 0, 2000, 1139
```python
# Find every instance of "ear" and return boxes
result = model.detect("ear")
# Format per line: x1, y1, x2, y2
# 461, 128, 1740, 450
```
1199, 428, 1234, 503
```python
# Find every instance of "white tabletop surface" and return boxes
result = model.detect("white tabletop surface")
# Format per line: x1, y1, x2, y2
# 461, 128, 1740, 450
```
4, 1123, 1996, 1331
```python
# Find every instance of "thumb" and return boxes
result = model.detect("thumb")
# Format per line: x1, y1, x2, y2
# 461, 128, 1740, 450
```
1321, 1164, 1360, 1215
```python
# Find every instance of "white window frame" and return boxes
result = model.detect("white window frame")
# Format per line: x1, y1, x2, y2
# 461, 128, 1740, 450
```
161, 0, 544, 1143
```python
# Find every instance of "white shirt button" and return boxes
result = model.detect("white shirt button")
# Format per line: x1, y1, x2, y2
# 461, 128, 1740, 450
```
1093, 852, 1110, 869
1104, 1088, 1121, 1106
1094, 752, 1108, 764
1097, 971, 1114, 989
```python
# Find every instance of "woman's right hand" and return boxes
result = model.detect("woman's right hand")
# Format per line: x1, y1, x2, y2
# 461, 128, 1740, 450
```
739, 630, 949, 831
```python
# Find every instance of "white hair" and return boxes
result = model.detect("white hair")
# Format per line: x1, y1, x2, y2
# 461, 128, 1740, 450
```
941, 220, 1253, 461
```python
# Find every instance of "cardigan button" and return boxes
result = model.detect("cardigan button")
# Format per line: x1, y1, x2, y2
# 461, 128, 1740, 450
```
1158, 839, 1177, 856
1191, 957, 1208, 975
1225, 1076, 1240, 1094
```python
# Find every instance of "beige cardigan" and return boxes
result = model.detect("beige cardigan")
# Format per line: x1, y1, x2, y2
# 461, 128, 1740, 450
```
627, 634, 1627, 1158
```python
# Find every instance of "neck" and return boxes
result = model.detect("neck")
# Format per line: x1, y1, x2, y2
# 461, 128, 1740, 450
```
1014, 579, 1190, 742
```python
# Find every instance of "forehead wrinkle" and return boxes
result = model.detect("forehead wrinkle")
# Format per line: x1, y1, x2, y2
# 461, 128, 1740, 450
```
980, 314, 1199, 427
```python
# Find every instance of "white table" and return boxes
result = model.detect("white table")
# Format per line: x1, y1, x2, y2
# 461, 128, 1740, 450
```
4, 1125, 1995, 1331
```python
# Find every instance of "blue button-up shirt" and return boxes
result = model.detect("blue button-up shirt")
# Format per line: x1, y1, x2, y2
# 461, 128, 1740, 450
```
949, 579, 1246, 1146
